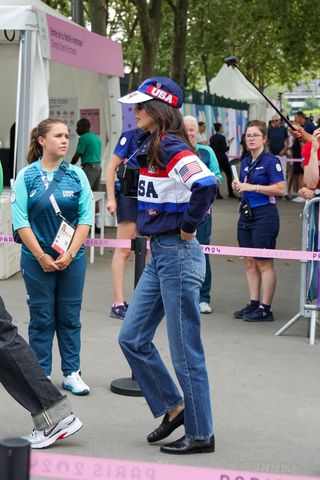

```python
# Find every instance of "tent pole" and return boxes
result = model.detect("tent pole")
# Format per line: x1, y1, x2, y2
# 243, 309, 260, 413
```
16, 30, 33, 175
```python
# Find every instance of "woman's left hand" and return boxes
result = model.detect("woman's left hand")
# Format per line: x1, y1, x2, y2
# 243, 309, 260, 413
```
54, 252, 73, 270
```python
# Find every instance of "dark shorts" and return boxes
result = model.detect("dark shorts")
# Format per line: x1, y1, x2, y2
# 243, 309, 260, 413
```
292, 162, 304, 175
116, 193, 138, 223
82, 163, 101, 191
237, 204, 279, 258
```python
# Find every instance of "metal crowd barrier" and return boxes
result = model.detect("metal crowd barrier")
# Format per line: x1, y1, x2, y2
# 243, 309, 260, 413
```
275, 197, 320, 345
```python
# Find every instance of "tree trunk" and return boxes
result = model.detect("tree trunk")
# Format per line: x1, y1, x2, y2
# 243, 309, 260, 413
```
201, 53, 210, 93
90, 0, 107, 35
131, 0, 163, 80
71, 0, 85, 27
169, 0, 188, 86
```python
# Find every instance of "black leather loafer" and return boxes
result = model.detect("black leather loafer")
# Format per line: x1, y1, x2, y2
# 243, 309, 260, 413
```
160, 434, 215, 454
147, 410, 184, 443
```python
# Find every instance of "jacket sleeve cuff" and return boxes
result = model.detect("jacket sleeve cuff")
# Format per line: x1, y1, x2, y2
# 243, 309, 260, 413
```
180, 221, 196, 234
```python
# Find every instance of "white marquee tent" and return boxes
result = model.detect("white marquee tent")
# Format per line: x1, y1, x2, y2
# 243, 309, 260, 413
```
209, 64, 270, 121
0, 0, 124, 178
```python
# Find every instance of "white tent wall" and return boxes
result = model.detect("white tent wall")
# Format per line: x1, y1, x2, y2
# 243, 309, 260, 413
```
49, 64, 122, 179
0, 37, 19, 148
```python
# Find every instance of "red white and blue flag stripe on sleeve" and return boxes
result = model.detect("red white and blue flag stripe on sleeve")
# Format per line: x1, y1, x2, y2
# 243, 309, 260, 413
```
166, 150, 216, 189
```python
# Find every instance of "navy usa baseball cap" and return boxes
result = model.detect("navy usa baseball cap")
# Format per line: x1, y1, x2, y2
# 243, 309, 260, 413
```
118, 77, 183, 108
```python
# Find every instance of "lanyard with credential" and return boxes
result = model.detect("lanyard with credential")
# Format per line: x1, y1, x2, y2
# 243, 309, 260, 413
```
36, 162, 64, 220
244, 151, 264, 184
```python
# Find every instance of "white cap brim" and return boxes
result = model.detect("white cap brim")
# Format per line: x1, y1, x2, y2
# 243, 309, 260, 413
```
118, 90, 153, 104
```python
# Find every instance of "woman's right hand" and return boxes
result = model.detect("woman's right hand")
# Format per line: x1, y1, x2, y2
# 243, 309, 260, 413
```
38, 253, 60, 272
107, 198, 117, 216
232, 179, 239, 191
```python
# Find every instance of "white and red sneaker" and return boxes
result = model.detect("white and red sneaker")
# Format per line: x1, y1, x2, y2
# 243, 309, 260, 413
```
23, 415, 82, 449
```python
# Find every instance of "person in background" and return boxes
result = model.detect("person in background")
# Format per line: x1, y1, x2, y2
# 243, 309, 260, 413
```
232, 120, 285, 322
118, 77, 216, 455
71, 118, 102, 228
239, 132, 249, 162
290, 111, 316, 203
183, 115, 222, 314
106, 128, 141, 320
299, 128, 320, 200
210, 122, 235, 199
11, 118, 93, 396
0, 165, 82, 449
197, 121, 209, 145
267, 114, 289, 197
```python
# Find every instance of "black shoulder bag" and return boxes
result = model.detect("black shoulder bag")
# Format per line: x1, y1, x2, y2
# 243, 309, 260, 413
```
12, 161, 68, 244
116, 135, 151, 198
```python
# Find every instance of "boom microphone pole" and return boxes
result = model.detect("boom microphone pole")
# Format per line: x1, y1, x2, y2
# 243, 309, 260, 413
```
224, 56, 296, 131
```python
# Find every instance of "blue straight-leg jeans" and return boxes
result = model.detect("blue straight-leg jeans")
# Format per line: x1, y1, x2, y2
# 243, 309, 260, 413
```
21, 252, 86, 376
119, 233, 214, 440
196, 213, 212, 304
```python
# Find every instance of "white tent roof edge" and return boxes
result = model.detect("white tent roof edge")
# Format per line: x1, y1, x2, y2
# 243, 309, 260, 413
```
209, 64, 267, 104
0, 0, 74, 29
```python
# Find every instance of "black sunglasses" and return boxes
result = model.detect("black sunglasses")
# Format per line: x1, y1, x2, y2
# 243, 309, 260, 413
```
135, 103, 146, 111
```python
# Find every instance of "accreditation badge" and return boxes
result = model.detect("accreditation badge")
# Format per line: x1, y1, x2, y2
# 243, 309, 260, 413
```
52, 219, 75, 255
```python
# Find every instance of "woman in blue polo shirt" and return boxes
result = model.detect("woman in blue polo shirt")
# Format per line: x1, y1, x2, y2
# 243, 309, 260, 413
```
11, 118, 93, 395
106, 128, 141, 320
232, 120, 285, 322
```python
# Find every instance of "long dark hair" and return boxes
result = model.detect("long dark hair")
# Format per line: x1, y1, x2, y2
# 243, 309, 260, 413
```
26, 118, 68, 164
142, 100, 194, 167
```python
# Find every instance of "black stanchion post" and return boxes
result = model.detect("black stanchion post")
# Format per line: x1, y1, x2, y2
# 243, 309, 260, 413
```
110, 236, 147, 396
0, 437, 30, 480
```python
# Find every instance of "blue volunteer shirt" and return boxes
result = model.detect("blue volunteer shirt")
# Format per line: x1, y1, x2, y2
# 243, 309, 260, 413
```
11, 159, 93, 259
113, 128, 143, 167
240, 151, 284, 208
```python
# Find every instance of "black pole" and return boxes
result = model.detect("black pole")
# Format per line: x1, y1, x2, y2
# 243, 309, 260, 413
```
224, 56, 296, 131
110, 236, 148, 397
0, 437, 30, 480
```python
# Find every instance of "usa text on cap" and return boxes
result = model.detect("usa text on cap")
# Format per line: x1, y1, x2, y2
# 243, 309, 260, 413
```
118, 77, 183, 108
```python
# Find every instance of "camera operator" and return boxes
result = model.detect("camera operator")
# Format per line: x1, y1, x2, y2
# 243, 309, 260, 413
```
232, 120, 285, 322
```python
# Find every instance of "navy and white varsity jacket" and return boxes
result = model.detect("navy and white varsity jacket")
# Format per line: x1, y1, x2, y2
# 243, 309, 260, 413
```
136, 133, 217, 236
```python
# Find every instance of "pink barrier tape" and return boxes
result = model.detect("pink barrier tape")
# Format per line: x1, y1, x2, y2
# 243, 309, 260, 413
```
2, 234, 320, 261
200, 244, 320, 261
84, 238, 132, 249
285, 158, 303, 163
30, 451, 318, 480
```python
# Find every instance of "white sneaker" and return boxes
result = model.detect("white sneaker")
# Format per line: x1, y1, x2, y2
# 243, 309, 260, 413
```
292, 196, 305, 203
62, 370, 90, 396
199, 302, 212, 314
23, 415, 82, 449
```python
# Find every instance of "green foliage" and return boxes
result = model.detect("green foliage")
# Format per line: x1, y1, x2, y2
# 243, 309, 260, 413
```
44, 0, 320, 92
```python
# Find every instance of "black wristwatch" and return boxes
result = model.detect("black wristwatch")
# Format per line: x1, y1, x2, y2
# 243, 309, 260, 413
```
314, 188, 320, 197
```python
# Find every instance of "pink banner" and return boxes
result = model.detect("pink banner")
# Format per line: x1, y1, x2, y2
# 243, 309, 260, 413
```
46, 14, 123, 77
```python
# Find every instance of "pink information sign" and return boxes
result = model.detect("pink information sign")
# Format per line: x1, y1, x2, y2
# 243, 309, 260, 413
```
80, 109, 100, 135
46, 14, 123, 77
